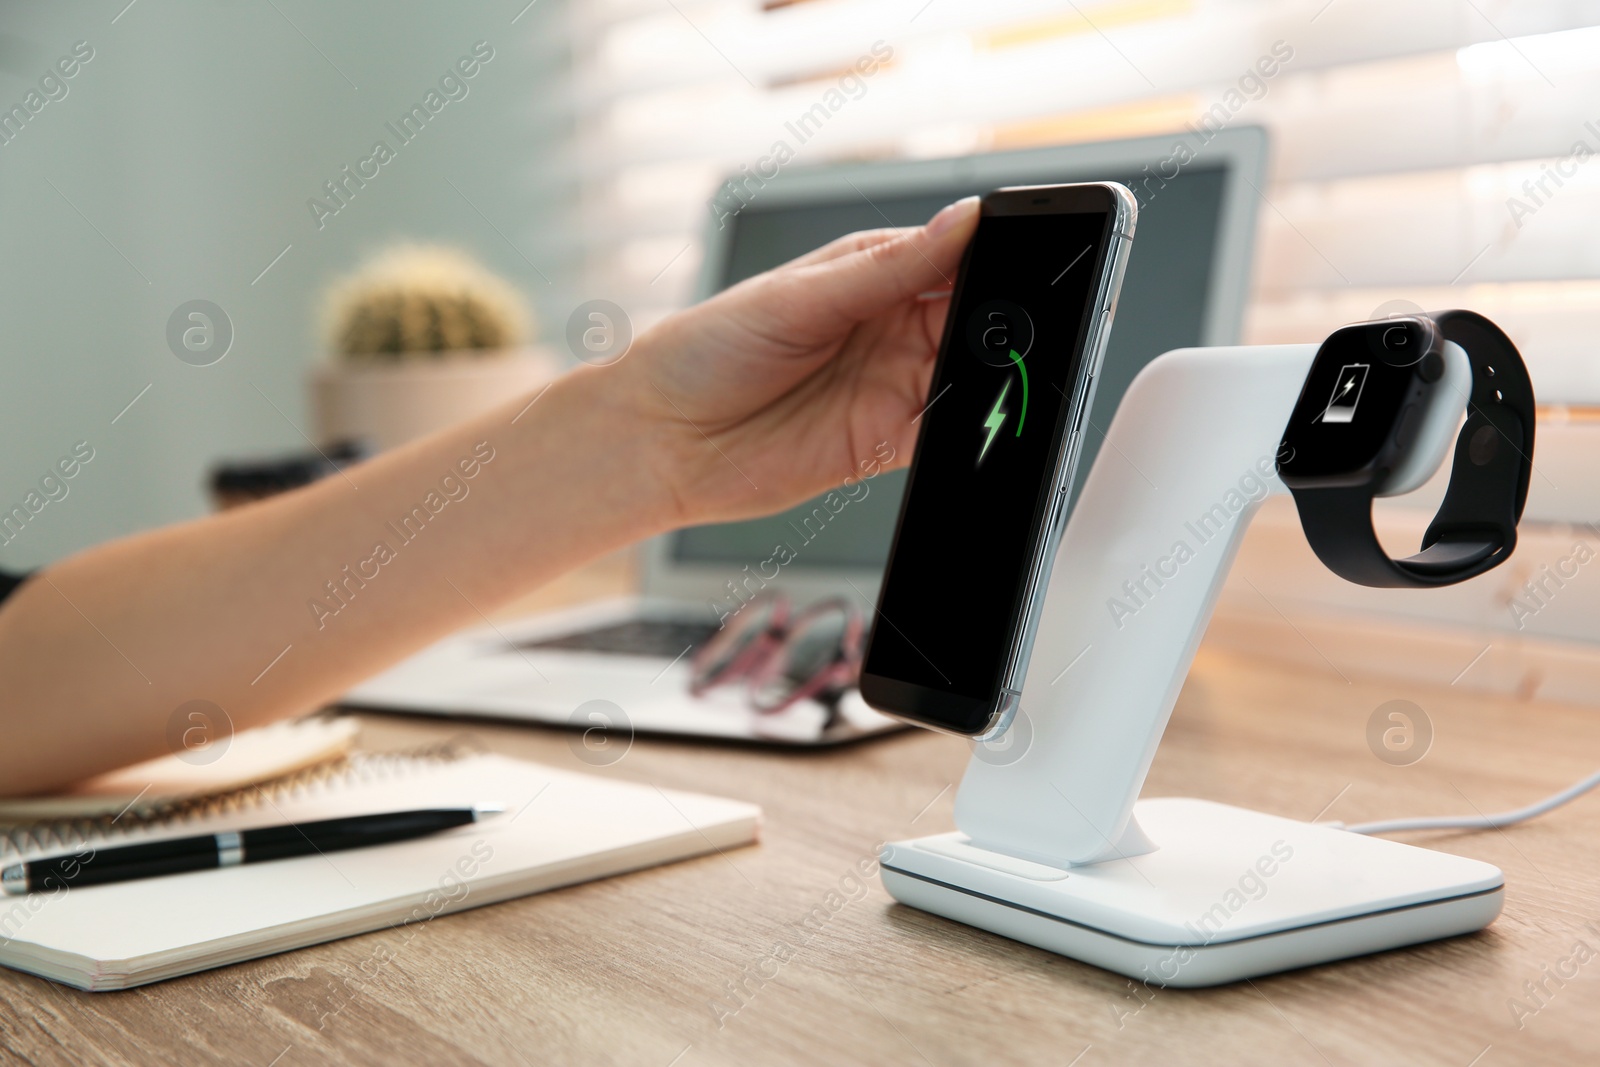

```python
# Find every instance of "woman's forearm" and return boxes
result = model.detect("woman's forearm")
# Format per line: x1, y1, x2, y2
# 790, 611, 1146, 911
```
0, 365, 675, 795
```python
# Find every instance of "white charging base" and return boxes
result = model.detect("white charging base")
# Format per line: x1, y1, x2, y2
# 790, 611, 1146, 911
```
881, 798, 1504, 988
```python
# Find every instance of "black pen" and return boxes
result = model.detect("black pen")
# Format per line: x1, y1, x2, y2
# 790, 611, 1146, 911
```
0, 806, 503, 895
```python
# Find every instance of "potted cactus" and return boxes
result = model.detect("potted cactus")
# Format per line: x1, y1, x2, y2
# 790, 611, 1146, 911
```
311, 244, 559, 450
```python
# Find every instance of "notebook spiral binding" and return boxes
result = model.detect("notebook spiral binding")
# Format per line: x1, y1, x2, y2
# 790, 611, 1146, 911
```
1, 735, 485, 860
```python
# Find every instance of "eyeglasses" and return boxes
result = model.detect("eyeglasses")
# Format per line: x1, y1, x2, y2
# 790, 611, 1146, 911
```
688, 593, 865, 718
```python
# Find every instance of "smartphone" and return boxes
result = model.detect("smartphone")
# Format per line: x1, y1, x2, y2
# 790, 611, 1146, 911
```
859, 182, 1137, 738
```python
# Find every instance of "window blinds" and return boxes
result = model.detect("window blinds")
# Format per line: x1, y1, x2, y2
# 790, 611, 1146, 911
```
560, 0, 1600, 401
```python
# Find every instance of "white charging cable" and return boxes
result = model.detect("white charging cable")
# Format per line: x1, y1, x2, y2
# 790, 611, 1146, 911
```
1328, 768, 1600, 835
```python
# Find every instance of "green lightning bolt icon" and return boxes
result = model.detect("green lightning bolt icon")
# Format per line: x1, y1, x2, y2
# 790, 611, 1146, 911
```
979, 378, 1011, 465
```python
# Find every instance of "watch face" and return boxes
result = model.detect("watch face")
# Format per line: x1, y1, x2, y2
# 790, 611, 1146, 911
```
1277, 318, 1440, 486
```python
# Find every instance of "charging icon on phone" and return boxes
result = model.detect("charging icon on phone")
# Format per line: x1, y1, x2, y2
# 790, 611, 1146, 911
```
979, 379, 1011, 465
977, 348, 1030, 466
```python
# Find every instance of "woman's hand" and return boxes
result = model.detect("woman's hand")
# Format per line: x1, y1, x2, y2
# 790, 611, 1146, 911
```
614, 196, 980, 527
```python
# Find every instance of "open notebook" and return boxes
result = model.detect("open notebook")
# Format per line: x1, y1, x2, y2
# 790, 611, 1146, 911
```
0, 747, 760, 991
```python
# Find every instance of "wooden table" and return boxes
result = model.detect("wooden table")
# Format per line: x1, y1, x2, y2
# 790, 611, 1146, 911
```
4, 616, 1598, 1065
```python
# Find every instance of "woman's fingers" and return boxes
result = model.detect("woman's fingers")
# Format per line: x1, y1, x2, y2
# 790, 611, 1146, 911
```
785, 227, 909, 269
779, 197, 979, 331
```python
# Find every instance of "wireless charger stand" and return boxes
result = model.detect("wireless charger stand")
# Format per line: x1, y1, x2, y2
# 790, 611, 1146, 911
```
879, 344, 1505, 988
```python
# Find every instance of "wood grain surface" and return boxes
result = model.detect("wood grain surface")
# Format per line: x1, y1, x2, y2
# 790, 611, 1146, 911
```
3, 615, 1598, 1066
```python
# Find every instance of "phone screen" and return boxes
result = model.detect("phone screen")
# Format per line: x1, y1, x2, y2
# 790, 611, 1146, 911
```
862, 196, 1118, 732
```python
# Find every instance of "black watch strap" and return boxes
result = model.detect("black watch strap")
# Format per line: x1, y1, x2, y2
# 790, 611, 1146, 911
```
1290, 310, 1535, 588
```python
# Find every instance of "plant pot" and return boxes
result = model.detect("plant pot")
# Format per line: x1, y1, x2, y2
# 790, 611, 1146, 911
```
310, 347, 563, 451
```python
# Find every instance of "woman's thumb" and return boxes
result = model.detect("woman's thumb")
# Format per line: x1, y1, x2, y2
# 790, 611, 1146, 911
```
800, 196, 979, 322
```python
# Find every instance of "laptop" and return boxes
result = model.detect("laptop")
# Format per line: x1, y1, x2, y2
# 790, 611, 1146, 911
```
342, 128, 1268, 744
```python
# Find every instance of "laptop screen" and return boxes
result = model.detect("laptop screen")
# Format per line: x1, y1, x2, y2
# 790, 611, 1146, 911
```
670, 165, 1231, 572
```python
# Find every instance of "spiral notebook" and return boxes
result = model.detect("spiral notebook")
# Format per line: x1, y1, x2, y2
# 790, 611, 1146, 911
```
0, 745, 760, 991
0, 716, 361, 820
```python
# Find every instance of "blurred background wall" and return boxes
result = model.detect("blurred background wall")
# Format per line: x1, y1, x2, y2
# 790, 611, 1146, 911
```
0, 0, 574, 569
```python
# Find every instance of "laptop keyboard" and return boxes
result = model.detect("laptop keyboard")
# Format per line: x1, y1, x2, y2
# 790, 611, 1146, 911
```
517, 619, 721, 658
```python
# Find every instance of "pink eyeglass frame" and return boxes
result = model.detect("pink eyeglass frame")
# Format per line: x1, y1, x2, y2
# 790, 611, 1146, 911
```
689, 593, 865, 715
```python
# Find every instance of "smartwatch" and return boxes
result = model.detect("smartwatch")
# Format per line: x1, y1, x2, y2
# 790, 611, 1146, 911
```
1276, 311, 1534, 588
